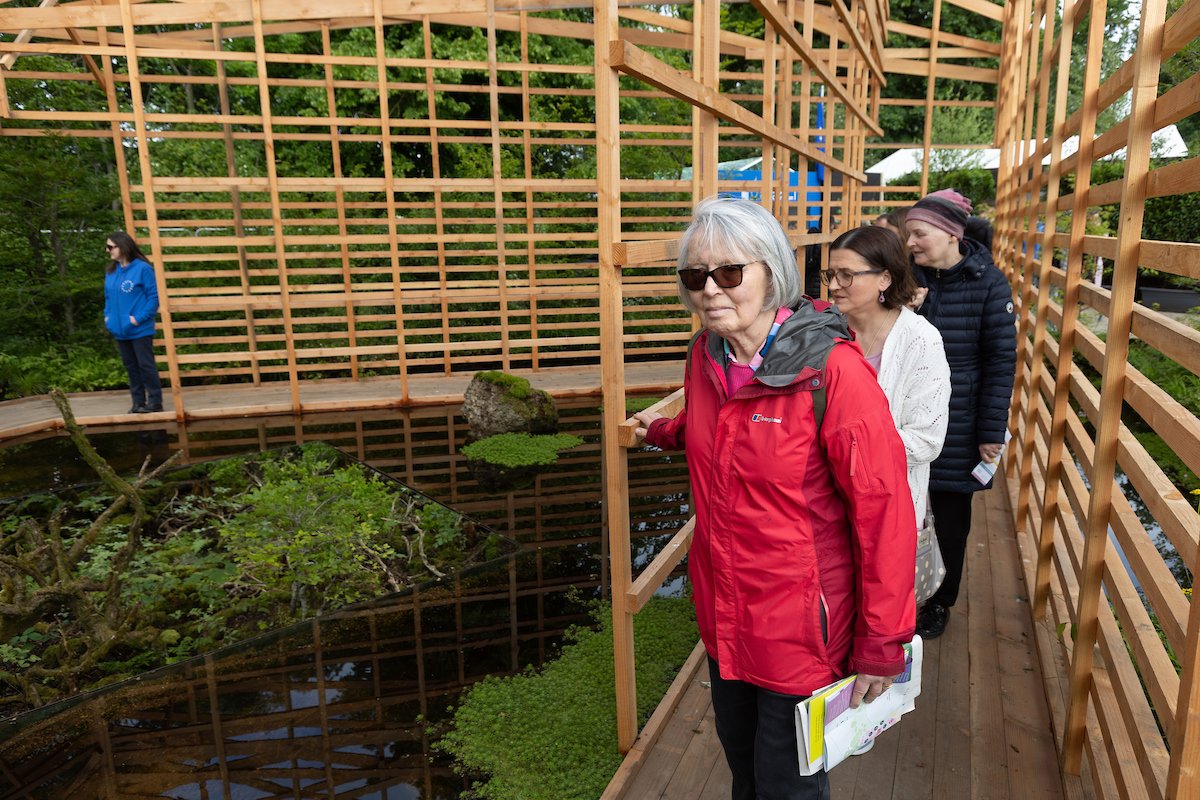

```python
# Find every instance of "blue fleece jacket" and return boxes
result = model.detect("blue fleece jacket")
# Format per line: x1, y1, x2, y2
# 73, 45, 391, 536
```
104, 258, 159, 340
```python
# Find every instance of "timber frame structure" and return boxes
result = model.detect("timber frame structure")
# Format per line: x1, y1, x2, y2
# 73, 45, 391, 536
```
2, 0, 1200, 797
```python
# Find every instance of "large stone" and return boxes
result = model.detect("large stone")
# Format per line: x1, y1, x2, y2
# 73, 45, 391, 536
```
461, 371, 558, 439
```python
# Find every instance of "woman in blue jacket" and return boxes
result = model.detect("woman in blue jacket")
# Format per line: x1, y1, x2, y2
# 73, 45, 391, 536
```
104, 232, 163, 413
906, 190, 1017, 639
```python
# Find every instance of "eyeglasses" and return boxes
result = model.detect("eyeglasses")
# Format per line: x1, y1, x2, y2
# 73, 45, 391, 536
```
821, 267, 883, 286
678, 262, 758, 291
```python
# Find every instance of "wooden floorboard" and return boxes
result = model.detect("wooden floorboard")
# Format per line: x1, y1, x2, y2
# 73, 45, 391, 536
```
969, 491, 1010, 800
0, 362, 682, 443
608, 471, 1075, 800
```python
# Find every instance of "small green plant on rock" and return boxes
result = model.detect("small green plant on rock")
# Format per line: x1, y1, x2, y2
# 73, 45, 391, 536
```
477, 370, 533, 399
461, 433, 583, 468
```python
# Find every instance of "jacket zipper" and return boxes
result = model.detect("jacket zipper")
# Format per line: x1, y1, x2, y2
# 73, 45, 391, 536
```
819, 592, 829, 645
850, 436, 858, 477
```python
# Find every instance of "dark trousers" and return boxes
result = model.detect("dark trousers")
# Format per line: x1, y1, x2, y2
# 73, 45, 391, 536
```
116, 335, 162, 408
927, 490, 975, 608
708, 657, 830, 800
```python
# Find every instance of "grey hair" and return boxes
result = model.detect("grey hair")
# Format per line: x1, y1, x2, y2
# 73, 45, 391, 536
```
675, 196, 802, 313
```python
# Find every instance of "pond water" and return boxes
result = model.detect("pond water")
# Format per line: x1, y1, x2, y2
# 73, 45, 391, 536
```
0, 399, 692, 799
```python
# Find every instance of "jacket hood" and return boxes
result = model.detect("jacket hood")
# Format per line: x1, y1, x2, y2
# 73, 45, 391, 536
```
706, 297, 851, 388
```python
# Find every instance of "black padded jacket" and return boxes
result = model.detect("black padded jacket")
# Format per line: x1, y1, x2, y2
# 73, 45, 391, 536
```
915, 237, 1017, 493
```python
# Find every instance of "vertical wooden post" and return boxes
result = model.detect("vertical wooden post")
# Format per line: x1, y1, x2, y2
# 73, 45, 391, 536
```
118, 0, 185, 417
1005, 0, 1051, 482
760, 28, 778, 209
594, 0, 633, 754
248, 0, 302, 411
1168, 581, 1200, 796
486, 0, 512, 371
1061, 0, 1167, 774
371, 0, 410, 401
320, 23, 359, 381
699, 0, 720, 200
1032, 0, 1106, 619
919, 0, 942, 197
216, 23, 264, 386
421, 18, 453, 376
519, 14, 540, 371
96, 12, 136, 247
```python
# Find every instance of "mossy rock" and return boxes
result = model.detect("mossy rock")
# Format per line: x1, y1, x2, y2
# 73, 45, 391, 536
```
462, 433, 582, 492
461, 371, 558, 439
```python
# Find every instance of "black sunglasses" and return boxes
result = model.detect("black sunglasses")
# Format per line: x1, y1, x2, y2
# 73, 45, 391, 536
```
678, 262, 758, 292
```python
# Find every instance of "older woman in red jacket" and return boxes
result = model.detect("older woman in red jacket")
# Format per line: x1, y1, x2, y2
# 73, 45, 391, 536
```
635, 197, 916, 800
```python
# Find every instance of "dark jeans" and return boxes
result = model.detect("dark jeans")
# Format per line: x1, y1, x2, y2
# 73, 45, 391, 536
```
708, 657, 830, 800
927, 489, 975, 608
116, 335, 162, 408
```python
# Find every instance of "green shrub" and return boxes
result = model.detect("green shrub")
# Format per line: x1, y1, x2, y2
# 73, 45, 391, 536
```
437, 595, 698, 800
461, 432, 583, 468
888, 167, 996, 205
0, 345, 125, 399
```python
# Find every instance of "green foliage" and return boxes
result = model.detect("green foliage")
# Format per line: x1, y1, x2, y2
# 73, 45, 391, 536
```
1127, 341, 1200, 419
889, 167, 996, 205
1142, 191, 1200, 249
0, 345, 126, 400
0, 443, 506, 714
461, 433, 583, 468
477, 370, 533, 399
625, 396, 659, 415
436, 596, 698, 800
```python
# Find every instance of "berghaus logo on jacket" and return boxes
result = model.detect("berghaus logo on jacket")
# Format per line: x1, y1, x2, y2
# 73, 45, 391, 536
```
751, 413, 782, 424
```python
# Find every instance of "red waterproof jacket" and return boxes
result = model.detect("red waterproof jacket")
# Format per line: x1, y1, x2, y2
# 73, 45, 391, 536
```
646, 300, 916, 696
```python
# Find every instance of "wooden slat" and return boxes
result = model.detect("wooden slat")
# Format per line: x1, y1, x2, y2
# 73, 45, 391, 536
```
608, 39, 866, 181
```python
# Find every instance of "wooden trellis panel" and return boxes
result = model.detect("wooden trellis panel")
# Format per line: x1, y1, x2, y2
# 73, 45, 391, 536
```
995, 0, 1200, 797
1, 0, 1004, 418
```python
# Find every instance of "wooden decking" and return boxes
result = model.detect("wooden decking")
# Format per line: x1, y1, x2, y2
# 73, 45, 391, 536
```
606, 474, 1090, 800
0, 362, 681, 443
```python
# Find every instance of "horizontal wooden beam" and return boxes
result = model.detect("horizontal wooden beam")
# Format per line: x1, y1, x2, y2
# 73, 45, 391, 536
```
882, 57, 999, 84
609, 40, 866, 182
747, 0, 885, 138
627, 517, 694, 613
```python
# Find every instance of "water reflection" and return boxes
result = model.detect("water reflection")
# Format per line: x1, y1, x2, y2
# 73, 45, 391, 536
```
0, 399, 691, 799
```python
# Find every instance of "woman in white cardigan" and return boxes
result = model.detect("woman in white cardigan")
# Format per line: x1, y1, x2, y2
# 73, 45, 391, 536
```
825, 226, 951, 525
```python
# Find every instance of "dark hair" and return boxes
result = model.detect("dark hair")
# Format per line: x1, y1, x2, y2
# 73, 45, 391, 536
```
105, 231, 147, 274
876, 209, 910, 254
829, 225, 918, 309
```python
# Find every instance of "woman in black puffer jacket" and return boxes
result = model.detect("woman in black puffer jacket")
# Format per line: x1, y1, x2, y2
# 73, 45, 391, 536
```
906, 189, 1016, 639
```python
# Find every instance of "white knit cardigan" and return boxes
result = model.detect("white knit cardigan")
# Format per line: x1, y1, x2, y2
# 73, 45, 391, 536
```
875, 306, 951, 525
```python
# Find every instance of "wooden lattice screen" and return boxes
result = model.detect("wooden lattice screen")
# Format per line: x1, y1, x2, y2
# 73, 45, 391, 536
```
0, 0, 1003, 416
995, 0, 1200, 797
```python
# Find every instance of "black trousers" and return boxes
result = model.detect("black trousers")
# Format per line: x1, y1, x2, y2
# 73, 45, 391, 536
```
708, 657, 831, 800
116, 335, 163, 408
926, 489, 975, 608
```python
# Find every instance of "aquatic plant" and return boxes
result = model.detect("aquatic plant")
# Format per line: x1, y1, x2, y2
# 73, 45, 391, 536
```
0, 395, 510, 716
436, 595, 697, 800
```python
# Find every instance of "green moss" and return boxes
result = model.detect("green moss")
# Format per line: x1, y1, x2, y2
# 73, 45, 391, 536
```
461, 433, 582, 468
477, 370, 533, 400
625, 396, 659, 415
436, 596, 698, 800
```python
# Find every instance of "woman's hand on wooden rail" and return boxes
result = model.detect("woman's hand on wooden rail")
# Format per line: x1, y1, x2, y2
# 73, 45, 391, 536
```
633, 409, 664, 444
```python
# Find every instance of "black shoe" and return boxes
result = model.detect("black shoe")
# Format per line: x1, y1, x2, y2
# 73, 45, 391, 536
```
129, 404, 146, 414
145, 403, 164, 413
915, 602, 950, 639
134, 404, 162, 414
